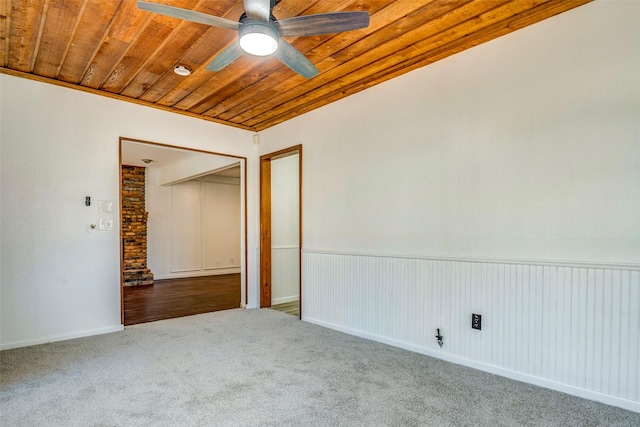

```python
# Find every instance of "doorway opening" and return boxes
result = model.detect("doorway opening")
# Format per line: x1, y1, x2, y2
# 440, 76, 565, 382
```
260, 145, 302, 318
119, 137, 248, 325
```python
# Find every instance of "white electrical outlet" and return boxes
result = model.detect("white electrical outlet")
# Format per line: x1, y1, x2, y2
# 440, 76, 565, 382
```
99, 218, 114, 231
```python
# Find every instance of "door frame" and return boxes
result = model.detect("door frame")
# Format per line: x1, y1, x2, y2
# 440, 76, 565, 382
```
119, 137, 249, 324
260, 145, 302, 318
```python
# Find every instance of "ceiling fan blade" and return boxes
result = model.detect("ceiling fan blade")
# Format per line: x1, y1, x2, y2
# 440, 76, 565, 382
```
206, 42, 244, 72
243, 0, 271, 22
274, 40, 318, 79
276, 12, 369, 37
137, 1, 239, 30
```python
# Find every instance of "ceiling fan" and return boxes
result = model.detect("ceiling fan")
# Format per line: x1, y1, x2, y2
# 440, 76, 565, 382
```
137, 0, 370, 78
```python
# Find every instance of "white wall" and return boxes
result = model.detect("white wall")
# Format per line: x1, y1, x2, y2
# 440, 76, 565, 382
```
156, 154, 238, 186
146, 169, 241, 279
271, 154, 300, 248
202, 179, 241, 271
271, 154, 300, 304
260, 1, 640, 411
0, 75, 258, 349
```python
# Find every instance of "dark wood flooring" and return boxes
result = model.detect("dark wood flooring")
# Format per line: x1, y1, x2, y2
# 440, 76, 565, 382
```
123, 274, 241, 326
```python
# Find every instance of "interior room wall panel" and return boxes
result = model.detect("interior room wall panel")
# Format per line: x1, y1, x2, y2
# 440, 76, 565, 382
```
0, 74, 256, 350
171, 180, 202, 272
260, 1, 640, 411
303, 252, 639, 410
147, 172, 241, 279
203, 181, 241, 270
270, 154, 300, 304
271, 248, 300, 304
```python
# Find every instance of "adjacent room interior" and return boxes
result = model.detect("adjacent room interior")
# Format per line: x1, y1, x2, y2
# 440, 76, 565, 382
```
262, 146, 302, 317
1, 0, 639, 423
120, 139, 246, 325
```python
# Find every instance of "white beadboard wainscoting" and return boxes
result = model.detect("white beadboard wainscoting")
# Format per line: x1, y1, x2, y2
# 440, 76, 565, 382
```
271, 247, 300, 305
302, 250, 640, 412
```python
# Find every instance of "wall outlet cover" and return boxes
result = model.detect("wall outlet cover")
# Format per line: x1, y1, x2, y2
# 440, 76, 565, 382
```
472, 313, 482, 330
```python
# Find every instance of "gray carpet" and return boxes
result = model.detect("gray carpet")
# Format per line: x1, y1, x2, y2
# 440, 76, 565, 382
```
1, 309, 638, 426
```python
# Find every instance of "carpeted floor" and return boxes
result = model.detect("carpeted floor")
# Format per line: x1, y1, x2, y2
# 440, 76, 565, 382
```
1, 309, 638, 426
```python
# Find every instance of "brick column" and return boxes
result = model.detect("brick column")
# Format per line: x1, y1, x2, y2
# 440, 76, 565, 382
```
121, 165, 154, 286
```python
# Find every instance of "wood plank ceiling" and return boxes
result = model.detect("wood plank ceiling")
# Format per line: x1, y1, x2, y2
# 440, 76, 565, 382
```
1, 0, 591, 131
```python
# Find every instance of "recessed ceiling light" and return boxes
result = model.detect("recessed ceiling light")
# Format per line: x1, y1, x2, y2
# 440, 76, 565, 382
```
141, 159, 154, 164
174, 65, 191, 76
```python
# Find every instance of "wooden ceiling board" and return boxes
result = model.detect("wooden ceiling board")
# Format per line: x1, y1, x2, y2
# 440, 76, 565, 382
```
79, 0, 150, 88
118, 1, 241, 98
186, 0, 391, 117
100, 6, 188, 93
57, 0, 125, 84
0, 0, 8, 66
32, 0, 84, 77
153, 0, 326, 108
194, 0, 439, 122
1, 0, 592, 131
138, 1, 246, 104
7, 0, 45, 71
171, 0, 358, 113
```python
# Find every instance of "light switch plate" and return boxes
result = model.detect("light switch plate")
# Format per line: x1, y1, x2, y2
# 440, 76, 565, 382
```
99, 200, 114, 214
99, 218, 114, 231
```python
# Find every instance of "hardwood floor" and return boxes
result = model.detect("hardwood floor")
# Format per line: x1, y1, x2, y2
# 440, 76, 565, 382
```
271, 301, 300, 318
123, 274, 241, 326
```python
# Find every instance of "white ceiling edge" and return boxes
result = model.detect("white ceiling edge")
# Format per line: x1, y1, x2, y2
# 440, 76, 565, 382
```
121, 140, 240, 185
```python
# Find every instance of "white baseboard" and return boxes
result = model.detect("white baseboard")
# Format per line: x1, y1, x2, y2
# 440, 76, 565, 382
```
271, 295, 299, 305
1, 325, 124, 351
302, 316, 640, 414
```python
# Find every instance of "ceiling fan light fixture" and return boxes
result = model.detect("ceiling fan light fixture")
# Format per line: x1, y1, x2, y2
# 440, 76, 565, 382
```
239, 21, 278, 56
